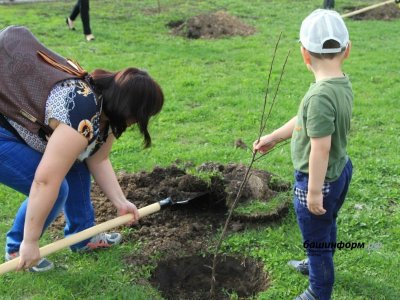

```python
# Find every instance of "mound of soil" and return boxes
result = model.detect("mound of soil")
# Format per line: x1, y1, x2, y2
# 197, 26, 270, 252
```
150, 255, 268, 300
50, 162, 289, 298
51, 163, 290, 256
344, 3, 400, 20
168, 11, 256, 39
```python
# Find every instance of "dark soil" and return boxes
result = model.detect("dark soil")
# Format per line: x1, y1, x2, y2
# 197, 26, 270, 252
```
150, 255, 269, 300
344, 3, 400, 20
168, 11, 256, 39
50, 162, 290, 299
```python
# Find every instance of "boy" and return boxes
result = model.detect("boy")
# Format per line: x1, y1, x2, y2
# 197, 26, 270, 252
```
253, 9, 353, 300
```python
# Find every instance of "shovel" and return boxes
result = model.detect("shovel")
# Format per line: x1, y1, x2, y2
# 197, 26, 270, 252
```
341, 0, 400, 18
0, 192, 207, 275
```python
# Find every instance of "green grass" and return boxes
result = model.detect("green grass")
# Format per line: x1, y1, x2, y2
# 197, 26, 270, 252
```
234, 191, 291, 218
1, 0, 400, 299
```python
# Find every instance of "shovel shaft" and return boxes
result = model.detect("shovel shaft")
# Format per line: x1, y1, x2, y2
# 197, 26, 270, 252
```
0, 202, 162, 275
341, 0, 395, 18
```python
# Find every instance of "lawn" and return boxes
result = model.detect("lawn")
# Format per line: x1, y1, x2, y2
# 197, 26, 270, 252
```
0, 0, 399, 299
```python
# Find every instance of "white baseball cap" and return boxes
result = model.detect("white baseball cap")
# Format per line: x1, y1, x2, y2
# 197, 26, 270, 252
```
300, 9, 349, 54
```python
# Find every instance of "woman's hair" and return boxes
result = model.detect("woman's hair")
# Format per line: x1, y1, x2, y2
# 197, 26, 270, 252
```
90, 68, 164, 148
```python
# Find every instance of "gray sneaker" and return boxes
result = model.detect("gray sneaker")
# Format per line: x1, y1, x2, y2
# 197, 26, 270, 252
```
294, 287, 318, 300
288, 258, 309, 275
5, 252, 54, 272
76, 232, 122, 252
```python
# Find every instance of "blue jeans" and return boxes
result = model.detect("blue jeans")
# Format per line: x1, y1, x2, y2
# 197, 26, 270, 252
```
0, 126, 95, 253
294, 159, 353, 300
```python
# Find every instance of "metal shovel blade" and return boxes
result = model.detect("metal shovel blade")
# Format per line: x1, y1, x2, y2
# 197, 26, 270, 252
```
159, 192, 209, 208
173, 191, 209, 204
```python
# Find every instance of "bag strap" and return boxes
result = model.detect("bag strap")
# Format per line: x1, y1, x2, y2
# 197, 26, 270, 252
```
27, 51, 91, 139
37, 50, 88, 78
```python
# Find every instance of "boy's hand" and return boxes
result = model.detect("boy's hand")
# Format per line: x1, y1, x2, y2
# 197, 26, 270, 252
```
253, 135, 277, 154
307, 191, 326, 215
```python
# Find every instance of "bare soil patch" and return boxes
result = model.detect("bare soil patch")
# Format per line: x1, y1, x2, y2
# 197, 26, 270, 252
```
168, 11, 256, 39
150, 255, 268, 300
50, 162, 290, 298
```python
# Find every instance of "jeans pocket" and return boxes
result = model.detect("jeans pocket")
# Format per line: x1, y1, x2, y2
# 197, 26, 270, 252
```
295, 182, 331, 209
322, 182, 330, 198
294, 186, 308, 208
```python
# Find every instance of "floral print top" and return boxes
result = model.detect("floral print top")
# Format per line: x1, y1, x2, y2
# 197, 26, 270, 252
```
7, 79, 108, 161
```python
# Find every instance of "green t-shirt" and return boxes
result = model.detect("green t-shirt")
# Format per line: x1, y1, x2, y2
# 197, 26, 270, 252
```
291, 76, 353, 182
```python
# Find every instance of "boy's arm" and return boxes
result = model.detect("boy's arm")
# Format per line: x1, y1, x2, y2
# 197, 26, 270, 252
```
272, 116, 297, 141
253, 116, 297, 153
307, 135, 331, 215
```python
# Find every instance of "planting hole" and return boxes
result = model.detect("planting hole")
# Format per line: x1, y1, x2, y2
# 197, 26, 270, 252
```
150, 255, 269, 300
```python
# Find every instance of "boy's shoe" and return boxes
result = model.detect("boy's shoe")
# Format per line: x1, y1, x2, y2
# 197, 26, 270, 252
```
76, 232, 122, 252
5, 252, 54, 272
288, 258, 309, 275
294, 287, 319, 300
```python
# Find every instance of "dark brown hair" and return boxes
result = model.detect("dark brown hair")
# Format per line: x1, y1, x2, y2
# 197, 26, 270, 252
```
309, 39, 346, 60
90, 68, 164, 148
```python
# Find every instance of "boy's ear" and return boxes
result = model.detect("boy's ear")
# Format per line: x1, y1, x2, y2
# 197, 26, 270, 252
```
344, 40, 352, 59
300, 46, 312, 65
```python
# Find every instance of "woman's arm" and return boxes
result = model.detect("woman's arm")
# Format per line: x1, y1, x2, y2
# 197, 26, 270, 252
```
85, 135, 139, 225
19, 123, 88, 270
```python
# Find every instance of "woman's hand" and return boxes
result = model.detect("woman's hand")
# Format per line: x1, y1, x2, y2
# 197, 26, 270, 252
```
253, 134, 278, 154
116, 200, 140, 225
17, 240, 40, 271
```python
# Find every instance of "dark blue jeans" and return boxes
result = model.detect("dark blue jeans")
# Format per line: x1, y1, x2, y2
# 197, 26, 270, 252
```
0, 126, 95, 253
294, 159, 353, 300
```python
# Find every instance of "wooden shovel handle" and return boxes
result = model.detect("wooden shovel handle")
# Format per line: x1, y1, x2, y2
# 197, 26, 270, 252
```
0, 202, 162, 275
341, 0, 395, 18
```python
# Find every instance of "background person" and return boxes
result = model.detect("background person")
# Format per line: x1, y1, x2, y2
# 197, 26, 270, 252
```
323, 0, 335, 9
66, 0, 95, 41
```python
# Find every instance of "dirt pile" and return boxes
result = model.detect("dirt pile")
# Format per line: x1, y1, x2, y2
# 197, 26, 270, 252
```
50, 163, 290, 298
51, 163, 291, 259
168, 11, 256, 39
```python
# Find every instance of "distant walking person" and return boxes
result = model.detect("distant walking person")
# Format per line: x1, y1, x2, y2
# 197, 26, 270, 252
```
66, 0, 95, 41
323, 0, 335, 9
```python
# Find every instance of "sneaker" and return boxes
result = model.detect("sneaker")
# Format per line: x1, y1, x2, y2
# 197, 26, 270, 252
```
77, 232, 122, 252
65, 17, 75, 30
5, 252, 54, 272
288, 258, 309, 275
85, 34, 95, 42
294, 287, 319, 300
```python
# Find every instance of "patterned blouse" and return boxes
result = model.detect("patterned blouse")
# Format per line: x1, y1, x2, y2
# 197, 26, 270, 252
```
8, 79, 108, 161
